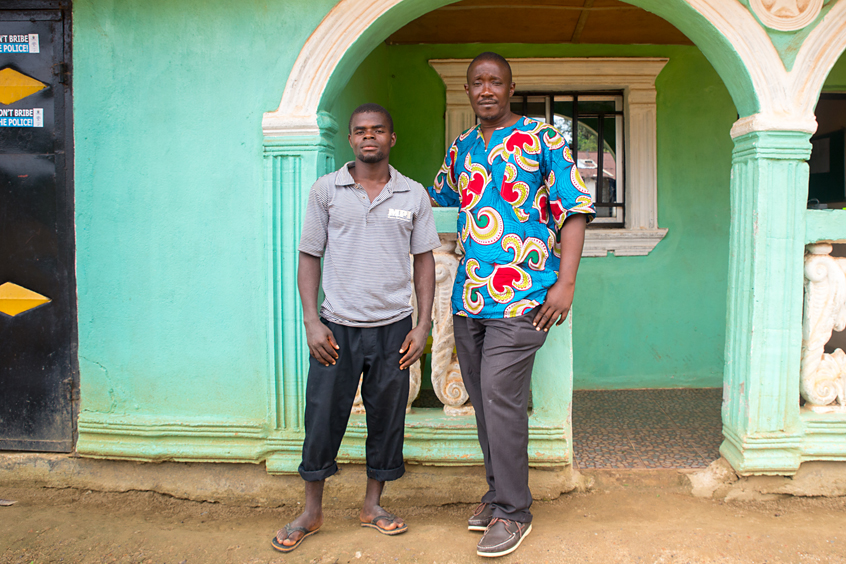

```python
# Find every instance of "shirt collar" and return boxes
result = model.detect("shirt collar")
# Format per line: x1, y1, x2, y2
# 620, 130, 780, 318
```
473, 116, 530, 142
336, 162, 409, 193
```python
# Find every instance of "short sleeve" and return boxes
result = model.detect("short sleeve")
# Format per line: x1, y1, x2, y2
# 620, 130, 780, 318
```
410, 187, 442, 255
427, 140, 462, 208
541, 127, 596, 230
298, 178, 330, 257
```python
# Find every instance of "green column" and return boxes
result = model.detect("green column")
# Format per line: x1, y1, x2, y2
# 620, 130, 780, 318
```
264, 114, 337, 473
721, 130, 812, 475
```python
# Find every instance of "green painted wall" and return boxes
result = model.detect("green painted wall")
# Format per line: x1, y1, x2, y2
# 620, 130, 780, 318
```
331, 44, 392, 162
334, 43, 737, 389
823, 51, 846, 91
72, 0, 844, 424
73, 0, 337, 419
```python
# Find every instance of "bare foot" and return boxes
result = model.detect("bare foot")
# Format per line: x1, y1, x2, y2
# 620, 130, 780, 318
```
276, 510, 323, 547
360, 504, 405, 532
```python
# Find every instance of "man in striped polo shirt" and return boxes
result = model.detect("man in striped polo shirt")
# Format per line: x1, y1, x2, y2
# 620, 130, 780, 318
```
272, 103, 440, 553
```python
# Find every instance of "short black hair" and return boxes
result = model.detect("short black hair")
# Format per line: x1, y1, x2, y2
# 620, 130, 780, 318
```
348, 103, 394, 134
467, 52, 512, 83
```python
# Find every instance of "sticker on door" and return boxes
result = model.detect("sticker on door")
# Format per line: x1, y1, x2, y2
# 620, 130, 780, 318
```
0, 34, 39, 53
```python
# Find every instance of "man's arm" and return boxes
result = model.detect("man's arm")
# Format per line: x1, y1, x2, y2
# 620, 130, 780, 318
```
427, 142, 461, 208
297, 252, 339, 366
399, 251, 435, 369
533, 214, 586, 332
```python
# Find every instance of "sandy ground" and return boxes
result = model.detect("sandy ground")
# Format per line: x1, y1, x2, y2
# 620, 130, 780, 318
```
1, 477, 845, 564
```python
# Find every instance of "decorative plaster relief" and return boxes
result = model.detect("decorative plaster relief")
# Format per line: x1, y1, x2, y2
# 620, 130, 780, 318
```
431, 235, 473, 416
690, 0, 846, 138
749, 0, 824, 32
801, 242, 846, 412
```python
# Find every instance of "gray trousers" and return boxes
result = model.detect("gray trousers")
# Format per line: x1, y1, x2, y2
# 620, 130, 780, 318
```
452, 310, 548, 524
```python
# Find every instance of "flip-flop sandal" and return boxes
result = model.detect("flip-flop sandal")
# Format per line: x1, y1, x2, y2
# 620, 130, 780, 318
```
361, 512, 408, 536
271, 523, 320, 553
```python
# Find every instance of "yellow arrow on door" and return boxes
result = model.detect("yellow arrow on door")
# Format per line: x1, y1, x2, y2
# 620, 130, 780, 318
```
0, 67, 47, 105
0, 282, 50, 316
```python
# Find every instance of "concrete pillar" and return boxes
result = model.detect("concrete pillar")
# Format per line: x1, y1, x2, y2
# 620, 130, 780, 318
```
721, 130, 812, 475
264, 114, 337, 473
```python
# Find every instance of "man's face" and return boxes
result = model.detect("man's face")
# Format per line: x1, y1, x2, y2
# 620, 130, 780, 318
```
464, 59, 515, 123
348, 112, 396, 164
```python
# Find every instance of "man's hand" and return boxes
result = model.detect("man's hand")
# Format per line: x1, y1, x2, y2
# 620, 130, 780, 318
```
305, 318, 339, 366
403, 251, 435, 370
533, 280, 575, 332
399, 324, 428, 370
534, 213, 587, 332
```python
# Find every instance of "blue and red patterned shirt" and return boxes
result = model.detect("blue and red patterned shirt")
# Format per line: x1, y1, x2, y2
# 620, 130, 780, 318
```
428, 117, 596, 319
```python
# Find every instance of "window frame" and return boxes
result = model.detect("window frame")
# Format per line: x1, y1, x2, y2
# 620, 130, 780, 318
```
511, 90, 626, 227
429, 57, 669, 257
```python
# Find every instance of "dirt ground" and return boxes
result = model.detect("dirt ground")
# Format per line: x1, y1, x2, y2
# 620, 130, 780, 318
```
1, 477, 845, 564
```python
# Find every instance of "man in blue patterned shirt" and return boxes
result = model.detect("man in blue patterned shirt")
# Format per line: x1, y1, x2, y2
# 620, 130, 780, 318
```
428, 52, 595, 558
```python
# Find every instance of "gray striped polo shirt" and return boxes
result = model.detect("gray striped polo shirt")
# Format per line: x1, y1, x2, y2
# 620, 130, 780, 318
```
299, 162, 441, 327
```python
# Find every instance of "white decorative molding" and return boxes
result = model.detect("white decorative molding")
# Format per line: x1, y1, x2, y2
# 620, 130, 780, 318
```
262, 114, 322, 138
789, 0, 846, 115
262, 0, 454, 137
430, 57, 669, 258
683, 0, 845, 138
263, 0, 403, 137
801, 243, 846, 413
749, 0, 824, 32
582, 229, 670, 257
730, 112, 818, 138
265, 0, 846, 143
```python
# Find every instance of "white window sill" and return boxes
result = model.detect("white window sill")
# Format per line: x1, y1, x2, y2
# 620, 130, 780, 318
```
583, 228, 669, 257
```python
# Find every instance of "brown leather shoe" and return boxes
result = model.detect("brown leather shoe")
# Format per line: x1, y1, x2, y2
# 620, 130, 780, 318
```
476, 517, 532, 557
468, 502, 493, 531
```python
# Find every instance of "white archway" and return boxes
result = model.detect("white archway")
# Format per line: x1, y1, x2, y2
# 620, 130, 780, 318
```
261, 0, 846, 476
262, 0, 846, 139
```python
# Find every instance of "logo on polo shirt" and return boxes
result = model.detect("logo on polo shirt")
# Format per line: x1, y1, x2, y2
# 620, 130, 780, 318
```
388, 208, 412, 222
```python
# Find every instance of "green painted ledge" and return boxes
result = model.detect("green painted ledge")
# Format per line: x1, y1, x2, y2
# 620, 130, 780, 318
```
433, 206, 459, 233
806, 209, 846, 244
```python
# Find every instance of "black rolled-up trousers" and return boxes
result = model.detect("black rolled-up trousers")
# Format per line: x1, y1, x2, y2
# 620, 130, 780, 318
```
298, 315, 411, 483
452, 309, 548, 524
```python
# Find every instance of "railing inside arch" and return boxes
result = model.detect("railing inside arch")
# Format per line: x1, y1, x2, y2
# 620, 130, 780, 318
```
802, 242, 846, 412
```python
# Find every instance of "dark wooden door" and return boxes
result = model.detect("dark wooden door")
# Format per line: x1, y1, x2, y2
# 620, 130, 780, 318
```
0, 2, 76, 452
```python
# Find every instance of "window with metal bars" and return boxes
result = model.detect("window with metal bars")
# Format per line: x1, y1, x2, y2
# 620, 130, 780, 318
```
510, 92, 625, 227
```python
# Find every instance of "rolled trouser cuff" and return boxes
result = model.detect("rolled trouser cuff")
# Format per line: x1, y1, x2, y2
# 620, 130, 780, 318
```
298, 462, 339, 482
366, 462, 405, 482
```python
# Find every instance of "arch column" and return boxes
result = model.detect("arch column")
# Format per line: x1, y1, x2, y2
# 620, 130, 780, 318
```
708, 0, 846, 475
263, 113, 338, 472
721, 129, 812, 475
